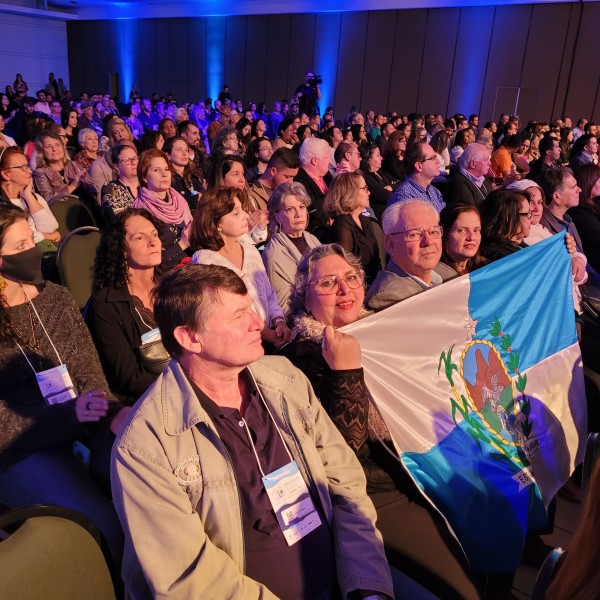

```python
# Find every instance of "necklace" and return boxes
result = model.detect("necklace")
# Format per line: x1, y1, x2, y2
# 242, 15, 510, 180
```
8, 289, 43, 368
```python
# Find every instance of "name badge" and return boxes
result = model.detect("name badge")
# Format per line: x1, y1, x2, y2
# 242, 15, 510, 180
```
141, 328, 162, 344
36, 364, 77, 405
262, 460, 322, 546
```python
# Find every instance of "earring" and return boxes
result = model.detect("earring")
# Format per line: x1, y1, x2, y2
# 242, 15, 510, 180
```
0, 275, 6, 294
217, 227, 223, 234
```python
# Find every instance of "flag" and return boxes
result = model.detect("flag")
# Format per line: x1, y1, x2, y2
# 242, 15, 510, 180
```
342, 232, 587, 572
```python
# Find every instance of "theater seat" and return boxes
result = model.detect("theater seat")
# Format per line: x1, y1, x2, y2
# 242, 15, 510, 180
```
582, 431, 600, 502
0, 505, 121, 600
531, 547, 565, 600
56, 226, 101, 310
48, 194, 96, 238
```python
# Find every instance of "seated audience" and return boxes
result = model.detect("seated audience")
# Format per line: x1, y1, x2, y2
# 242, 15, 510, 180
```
73, 128, 102, 170
569, 163, 600, 274
32, 130, 94, 201
132, 148, 192, 269
111, 263, 394, 599
86, 208, 165, 403
245, 137, 273, 184
490, 134, 521, 184
430, 130, 451, 173
387, 142, 446, 213
529, 136, 561, 182
0, 204, 127, 564
325, 171, 385, 284
569, 133, 598, 170
190, 188, 291, 348
366, 199, 456, 311
281, 243, 480, 599
248, 147, 300, 209
443, 142, 493, 207
381, 130, 407, 181
439, 203, 487, 275
333, 140, 361, 176
479, 189, 532, 262
100, 142, 140, 221
449, 128, 471, 164
262, 182, 321, 312
157, 117, 176, 142
0, 147, 60, 246
211, 126, 239, 157
208, 153, 268, 243
360, 142, 397, 220
272, 116, 298, 150
162, 136, 202, 211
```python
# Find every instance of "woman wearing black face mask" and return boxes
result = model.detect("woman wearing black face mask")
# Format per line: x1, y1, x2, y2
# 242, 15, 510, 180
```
0, 204, 129, 567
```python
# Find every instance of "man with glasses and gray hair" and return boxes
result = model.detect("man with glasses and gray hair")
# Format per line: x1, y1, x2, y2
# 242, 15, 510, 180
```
386, 142, 446, 213
366, 199, 456, 311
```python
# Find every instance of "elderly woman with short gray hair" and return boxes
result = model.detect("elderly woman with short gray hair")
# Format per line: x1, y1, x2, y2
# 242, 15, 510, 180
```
262, 181, 321, 313
73, 127, 102, 170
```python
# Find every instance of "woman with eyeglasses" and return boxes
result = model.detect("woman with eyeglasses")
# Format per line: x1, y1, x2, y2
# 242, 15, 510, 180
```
100, 143, 141, 221
0, 147, 60, 245
479, 189, 533, 262
280, 243, 480, 600
359, 143, 397, 221
324, 171, 384, 285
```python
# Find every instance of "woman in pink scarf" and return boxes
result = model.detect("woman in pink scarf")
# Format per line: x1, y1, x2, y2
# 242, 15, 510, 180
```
133, 149, 192, 269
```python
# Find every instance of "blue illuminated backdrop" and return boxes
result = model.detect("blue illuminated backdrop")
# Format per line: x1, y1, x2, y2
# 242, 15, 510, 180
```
206, 17, 226, 103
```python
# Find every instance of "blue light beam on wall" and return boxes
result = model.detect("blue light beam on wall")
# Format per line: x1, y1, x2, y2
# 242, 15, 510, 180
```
118, 19, 136, 103
206, 16, 226, 103
313, 13, 341, 115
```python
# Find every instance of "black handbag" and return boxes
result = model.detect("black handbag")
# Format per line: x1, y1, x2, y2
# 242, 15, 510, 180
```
139, 337, 171, 375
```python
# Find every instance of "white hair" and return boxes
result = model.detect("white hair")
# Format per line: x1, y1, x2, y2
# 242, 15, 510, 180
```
299, 137, 330, 167
459, 142, 489, 169
381, 199, 439, 235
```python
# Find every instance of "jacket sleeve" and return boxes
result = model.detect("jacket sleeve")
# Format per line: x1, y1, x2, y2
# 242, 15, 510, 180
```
85, 291, 157, 401
111, 433, 279, 600
262, 246, 295, 315
290, 370, 394, 599
33, 168, 63, 201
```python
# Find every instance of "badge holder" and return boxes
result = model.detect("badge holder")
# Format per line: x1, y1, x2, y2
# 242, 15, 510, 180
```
240, 398, 322, 546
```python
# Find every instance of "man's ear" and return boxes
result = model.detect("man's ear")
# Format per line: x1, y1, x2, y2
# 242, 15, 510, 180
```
173, 325, 203, 354
383, 233, 395, 257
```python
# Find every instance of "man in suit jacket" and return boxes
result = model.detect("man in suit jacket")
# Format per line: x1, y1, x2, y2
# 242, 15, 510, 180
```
443, 143, 493, 207
366, 199, 456, 311
294, 137, 332, 241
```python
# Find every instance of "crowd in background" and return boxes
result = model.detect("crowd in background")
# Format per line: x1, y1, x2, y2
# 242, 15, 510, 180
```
0, 69, 599, 600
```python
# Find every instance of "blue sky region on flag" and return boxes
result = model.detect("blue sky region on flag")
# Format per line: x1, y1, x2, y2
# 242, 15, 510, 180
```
342, 232, 587, 572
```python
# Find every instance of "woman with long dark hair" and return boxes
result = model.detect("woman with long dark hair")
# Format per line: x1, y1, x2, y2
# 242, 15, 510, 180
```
86, 207, 164, 402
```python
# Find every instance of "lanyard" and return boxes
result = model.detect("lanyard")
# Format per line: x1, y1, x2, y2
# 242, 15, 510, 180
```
15, 288, 63, 374
239, 386, 293, 478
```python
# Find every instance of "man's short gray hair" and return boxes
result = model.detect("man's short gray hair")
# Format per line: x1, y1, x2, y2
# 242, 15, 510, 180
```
381, 199, 439, 235
459, 143, 489, 169
299, 137, 330, 167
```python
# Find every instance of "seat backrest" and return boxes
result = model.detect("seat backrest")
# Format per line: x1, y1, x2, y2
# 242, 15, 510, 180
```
582, 431, 600, 502
49, 194, 96, 238
56, 226, 102, 310
0, 505, 118, 600
531, 547, 565, 600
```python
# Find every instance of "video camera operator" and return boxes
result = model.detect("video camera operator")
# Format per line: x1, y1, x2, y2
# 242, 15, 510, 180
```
295, 71, 322, 117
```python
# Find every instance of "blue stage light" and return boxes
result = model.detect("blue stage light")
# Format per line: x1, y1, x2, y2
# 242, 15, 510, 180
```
206, 17, 226, 103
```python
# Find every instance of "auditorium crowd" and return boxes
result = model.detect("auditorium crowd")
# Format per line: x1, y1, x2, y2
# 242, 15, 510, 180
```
0, 69, 599, 600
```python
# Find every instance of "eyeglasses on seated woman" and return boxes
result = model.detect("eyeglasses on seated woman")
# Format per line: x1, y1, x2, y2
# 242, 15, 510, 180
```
280, 243, 480, 600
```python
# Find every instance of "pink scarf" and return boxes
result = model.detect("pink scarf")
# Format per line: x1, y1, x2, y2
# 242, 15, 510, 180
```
133, 187, 192, 226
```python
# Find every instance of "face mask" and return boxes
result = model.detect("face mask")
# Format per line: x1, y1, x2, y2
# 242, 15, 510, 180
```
0, 245, 44, 285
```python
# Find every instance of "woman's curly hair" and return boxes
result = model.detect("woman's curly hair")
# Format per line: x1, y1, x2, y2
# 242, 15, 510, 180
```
93, 207, 164, 290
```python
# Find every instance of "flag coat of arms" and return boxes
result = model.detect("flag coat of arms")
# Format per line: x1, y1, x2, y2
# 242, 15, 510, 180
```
342, 232, 587, 572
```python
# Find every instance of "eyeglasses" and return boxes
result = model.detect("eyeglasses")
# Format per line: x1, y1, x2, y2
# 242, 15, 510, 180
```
391, 226, 444, 242
359, 185, 370, 192
4, 164, 30, 172
308, 270, 365, 294
420, 155, 438, 163
120, 157, 139, 165
519, 211, 533, 219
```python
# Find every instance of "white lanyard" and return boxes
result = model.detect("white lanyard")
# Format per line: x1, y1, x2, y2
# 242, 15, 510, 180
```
239, 387, 293, 477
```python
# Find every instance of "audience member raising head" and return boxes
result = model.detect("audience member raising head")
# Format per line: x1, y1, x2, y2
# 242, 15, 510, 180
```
100, 142, 140, 221
189, 187, 291, 348
87, 207, 165, 402
133, 148, 192, 269
324, 170, 384, 284
0, 146, 60, 245
262, 181, 320, 312
439, 203, 486, 275
0, 203, 127, 564
282, 242, 480, 599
